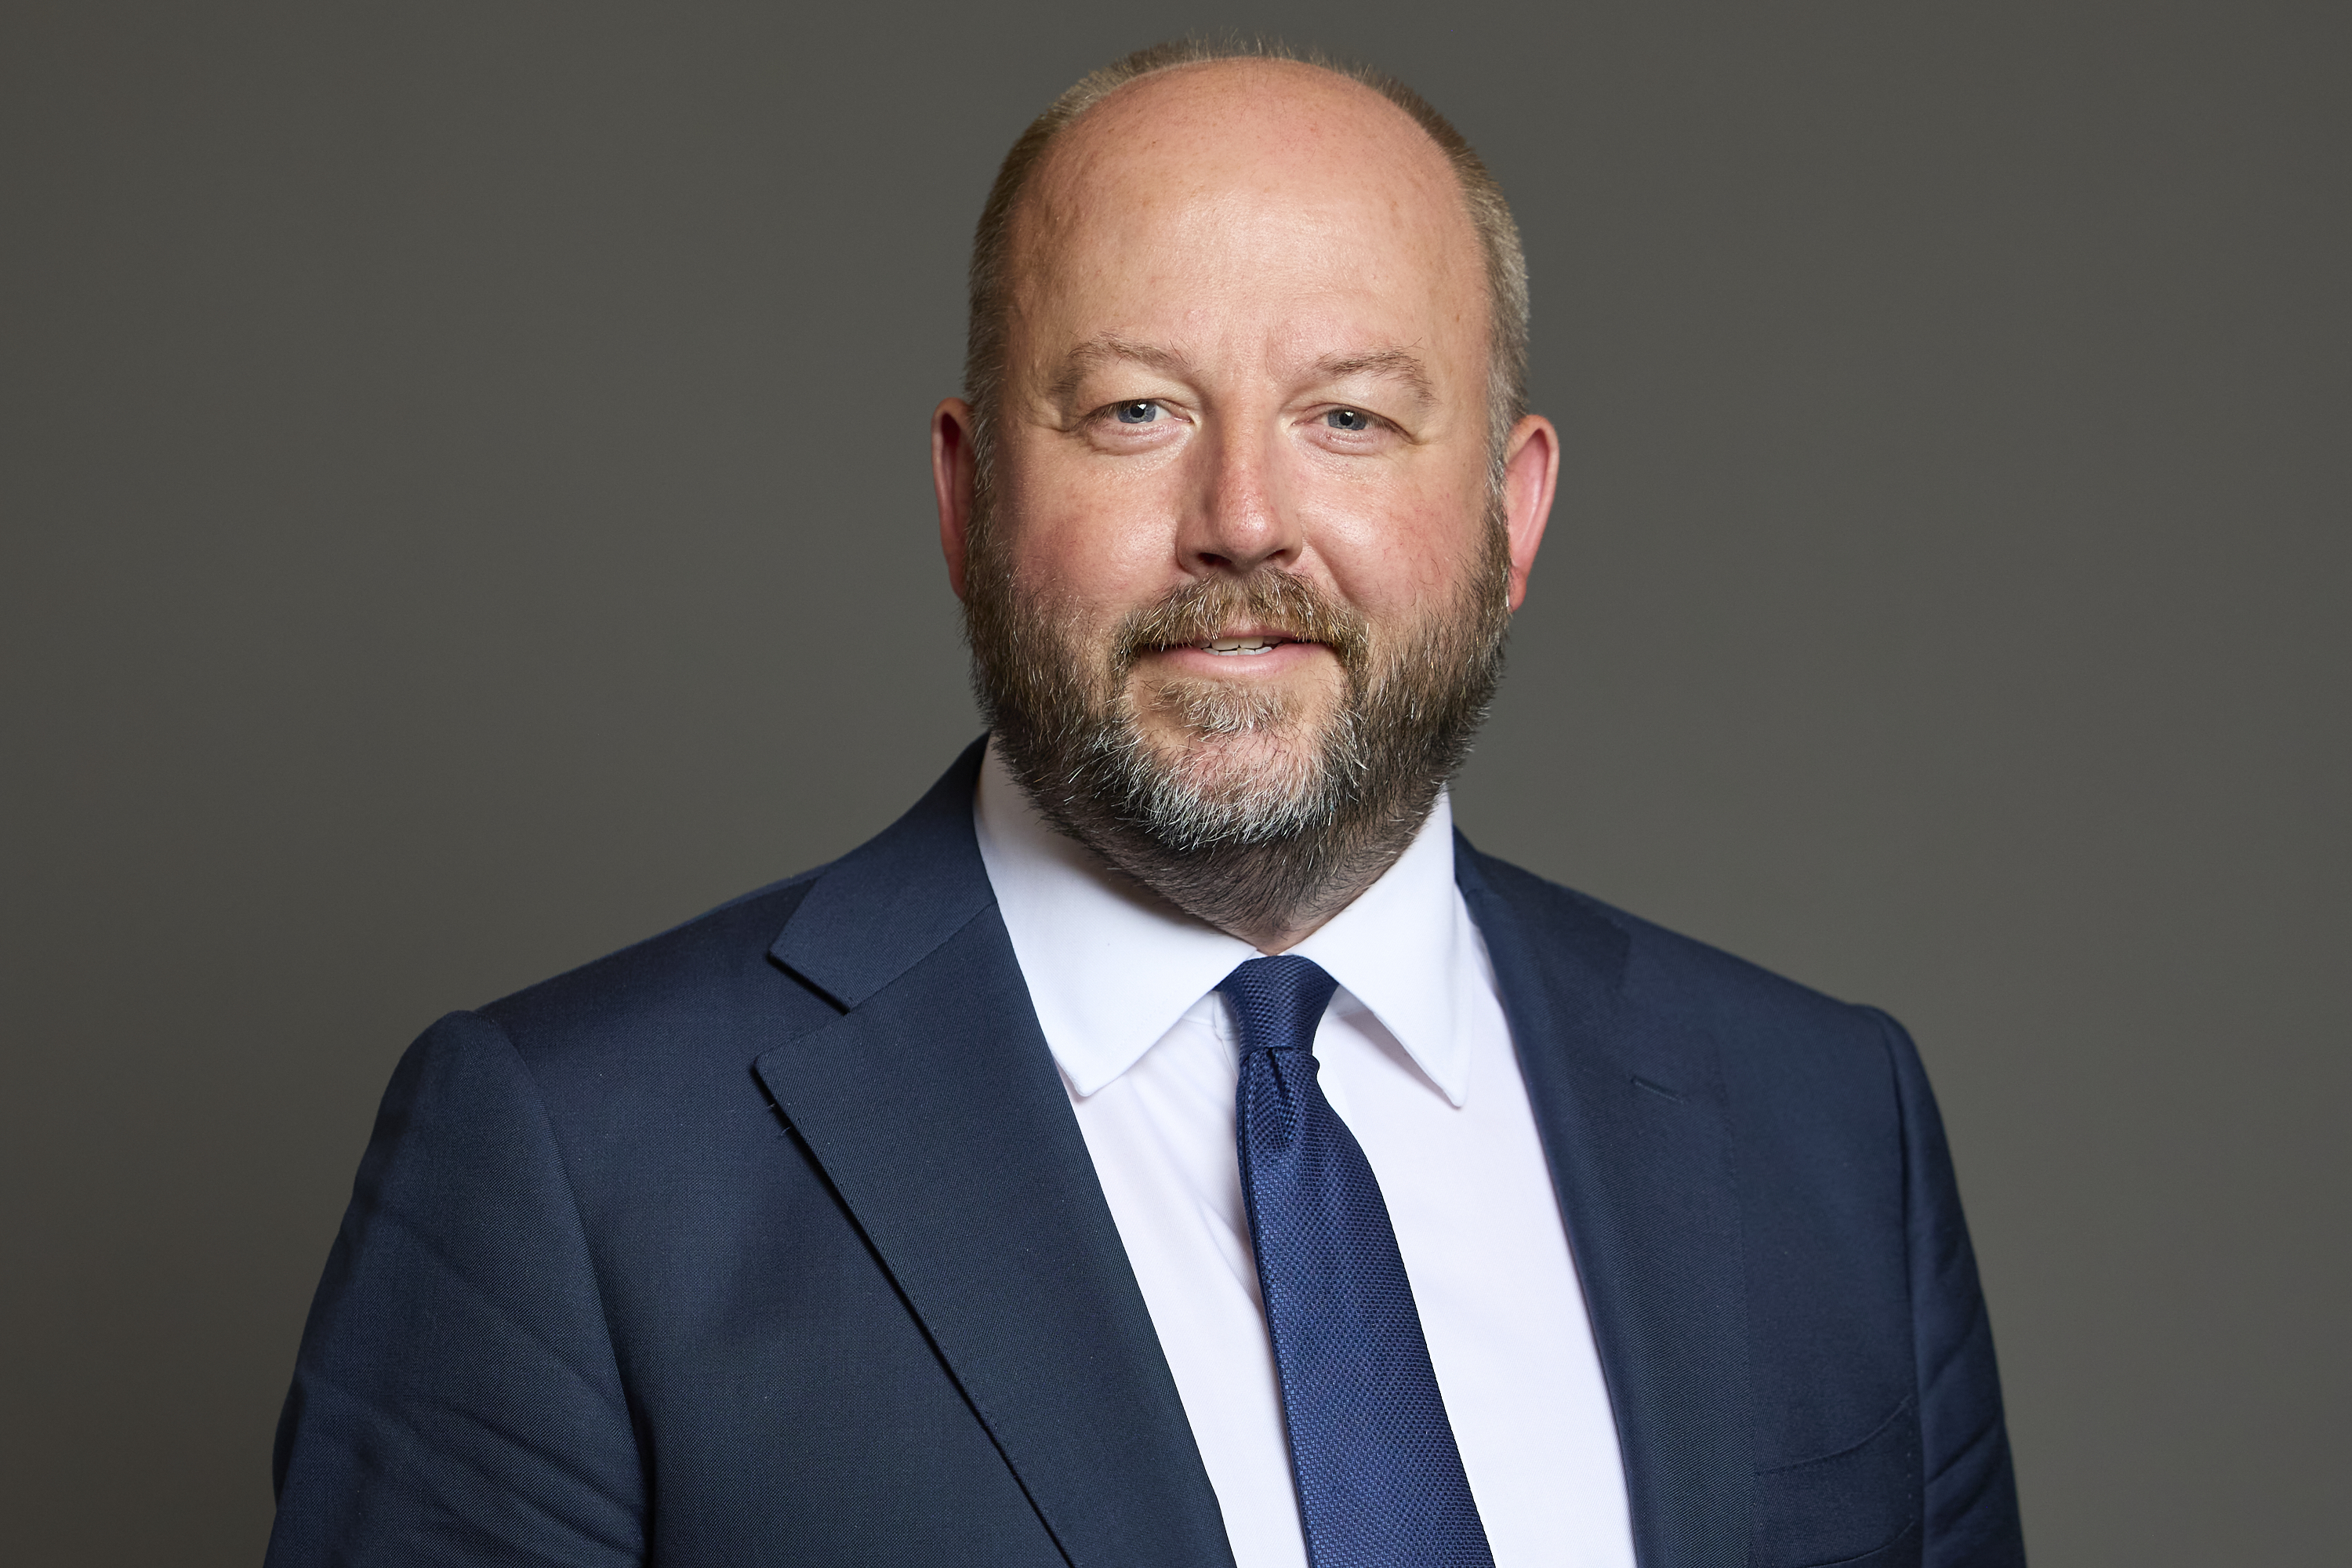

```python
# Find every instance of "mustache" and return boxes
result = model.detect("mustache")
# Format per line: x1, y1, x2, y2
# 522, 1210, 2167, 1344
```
1113, 569, 1370, 668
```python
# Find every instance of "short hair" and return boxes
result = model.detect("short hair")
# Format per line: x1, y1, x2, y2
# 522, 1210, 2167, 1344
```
963, 38, 1530, 488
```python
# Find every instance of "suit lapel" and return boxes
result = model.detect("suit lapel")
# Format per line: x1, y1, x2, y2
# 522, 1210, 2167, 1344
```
1457, 839, 1751, 1568
759, 742, 1234, 1568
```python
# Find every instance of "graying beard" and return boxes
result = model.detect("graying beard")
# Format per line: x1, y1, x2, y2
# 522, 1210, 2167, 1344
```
1080, 677, 1370, 854
964, 513, 1510, 937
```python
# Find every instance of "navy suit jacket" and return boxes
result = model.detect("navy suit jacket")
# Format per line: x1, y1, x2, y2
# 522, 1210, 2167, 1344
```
269, 742, 2024, 1567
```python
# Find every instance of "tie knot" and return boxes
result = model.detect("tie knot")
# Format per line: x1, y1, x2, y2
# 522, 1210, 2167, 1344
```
1216, 955, 1340, 1056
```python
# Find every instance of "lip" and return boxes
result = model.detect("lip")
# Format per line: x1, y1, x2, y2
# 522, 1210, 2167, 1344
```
1138, 625, 1311, 654
1138, 638, 1331, 677
1181, 625, 1300, 645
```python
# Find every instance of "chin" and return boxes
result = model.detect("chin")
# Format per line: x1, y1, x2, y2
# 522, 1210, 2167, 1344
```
1134, 707, 1330, 804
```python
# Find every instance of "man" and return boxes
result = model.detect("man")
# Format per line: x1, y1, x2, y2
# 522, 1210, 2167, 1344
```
268, 40, 2024, 1568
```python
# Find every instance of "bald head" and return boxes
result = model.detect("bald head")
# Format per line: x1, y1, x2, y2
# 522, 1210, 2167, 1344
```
1015, 58, 1477, 277
963, 42, 1528, 475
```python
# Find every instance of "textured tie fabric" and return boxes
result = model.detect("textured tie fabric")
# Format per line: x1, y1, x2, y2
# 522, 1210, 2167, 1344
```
1217, 955, 1497, 1568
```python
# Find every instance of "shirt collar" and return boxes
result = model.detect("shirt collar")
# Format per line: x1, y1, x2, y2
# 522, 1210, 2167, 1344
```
973, 739, 1475, 1107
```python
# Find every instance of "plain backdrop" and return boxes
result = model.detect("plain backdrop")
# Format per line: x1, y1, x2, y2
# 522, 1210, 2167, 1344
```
3, 3, 2344, 1563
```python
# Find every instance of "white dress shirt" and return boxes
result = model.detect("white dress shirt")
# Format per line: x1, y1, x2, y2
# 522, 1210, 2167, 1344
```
973, 742, 1636, 1568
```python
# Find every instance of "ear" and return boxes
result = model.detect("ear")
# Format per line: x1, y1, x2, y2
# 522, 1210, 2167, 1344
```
1498, 413, 1559, 612
933, 397, 979, 600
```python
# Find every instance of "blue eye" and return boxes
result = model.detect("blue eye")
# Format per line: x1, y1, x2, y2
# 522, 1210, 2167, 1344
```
1325, 408, 1373, 431
1114, 401, 1160, 424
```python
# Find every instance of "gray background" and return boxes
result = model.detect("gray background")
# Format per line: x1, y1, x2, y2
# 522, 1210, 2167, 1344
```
3, 2, 2343, 1563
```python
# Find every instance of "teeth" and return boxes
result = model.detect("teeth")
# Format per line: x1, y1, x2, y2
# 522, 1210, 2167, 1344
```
1204, 637, 1279, 655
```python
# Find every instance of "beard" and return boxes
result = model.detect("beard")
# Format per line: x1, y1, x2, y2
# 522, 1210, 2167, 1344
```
963, 499, 1512, 940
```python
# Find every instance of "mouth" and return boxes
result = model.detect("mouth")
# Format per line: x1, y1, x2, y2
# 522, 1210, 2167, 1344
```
1132, 631, 1332, 691
1196, 634, 1298, 657
1140, 625, 1320, 660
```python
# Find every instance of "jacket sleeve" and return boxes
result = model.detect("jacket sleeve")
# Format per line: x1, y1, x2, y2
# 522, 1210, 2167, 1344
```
1872, 1007, 2027, 1567
267, 1011, 645, 1566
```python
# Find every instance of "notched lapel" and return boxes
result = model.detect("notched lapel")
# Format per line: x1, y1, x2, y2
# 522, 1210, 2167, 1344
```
759, 742, 1234, 1568
770, 739, 999, 1011
1457, 840, 1752, 1568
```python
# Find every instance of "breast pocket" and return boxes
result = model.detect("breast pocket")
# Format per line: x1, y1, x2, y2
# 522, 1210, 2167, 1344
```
1748, 1396, 1922, 1568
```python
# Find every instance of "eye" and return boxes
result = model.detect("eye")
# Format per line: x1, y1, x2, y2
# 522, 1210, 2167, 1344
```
1113, 400, 1162, 424
1324, 408, 1375, 431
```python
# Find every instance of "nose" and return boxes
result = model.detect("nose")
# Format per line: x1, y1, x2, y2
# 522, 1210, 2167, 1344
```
1176, 417, 1301, 579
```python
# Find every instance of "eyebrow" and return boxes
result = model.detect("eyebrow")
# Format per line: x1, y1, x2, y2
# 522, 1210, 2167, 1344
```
1311, 347, 1436, 408
1044, 336, 1438, 412
1046, 336, 1192, 412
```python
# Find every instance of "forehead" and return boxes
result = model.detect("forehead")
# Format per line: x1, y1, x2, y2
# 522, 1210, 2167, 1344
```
1006, 61, 1484, 349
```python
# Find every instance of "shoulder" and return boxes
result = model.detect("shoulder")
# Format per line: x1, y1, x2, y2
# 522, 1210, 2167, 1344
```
443, 739, 996, 1100
464, 865, 841, 1091
1458, 841, 1898, 1089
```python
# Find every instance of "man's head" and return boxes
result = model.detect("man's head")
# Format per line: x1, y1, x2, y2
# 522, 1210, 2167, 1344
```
932, 41, 1559, 948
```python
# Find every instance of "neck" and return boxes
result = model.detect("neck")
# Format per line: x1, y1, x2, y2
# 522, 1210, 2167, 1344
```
1173, 876, 1370, 956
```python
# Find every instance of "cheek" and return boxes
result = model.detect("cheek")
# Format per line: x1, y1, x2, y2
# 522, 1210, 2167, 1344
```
1307, 484, 1491, 619
995, 449, 1185, 606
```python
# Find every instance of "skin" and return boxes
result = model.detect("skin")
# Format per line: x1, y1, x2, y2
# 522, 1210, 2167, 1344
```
932, 59, 1560, 951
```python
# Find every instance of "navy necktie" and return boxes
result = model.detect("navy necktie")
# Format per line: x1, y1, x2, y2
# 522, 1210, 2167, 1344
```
1218, 955, 1496, 1568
